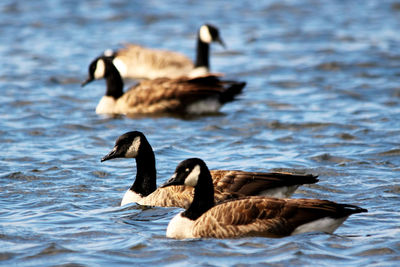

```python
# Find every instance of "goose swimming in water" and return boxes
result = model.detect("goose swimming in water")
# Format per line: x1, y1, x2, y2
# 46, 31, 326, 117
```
83, 23, 225, 81
161, 158, 367, 239
82, 57, 245, 115
101, 131, 319, 208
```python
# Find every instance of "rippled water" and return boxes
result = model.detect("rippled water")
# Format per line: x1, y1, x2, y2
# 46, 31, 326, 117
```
1, 0, 400, 265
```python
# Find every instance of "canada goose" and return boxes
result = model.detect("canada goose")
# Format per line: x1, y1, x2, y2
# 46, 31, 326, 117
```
83, 24, 225, 81
81, 57, 245, 115
101, 131, 319, 208
161, 158, 368, 239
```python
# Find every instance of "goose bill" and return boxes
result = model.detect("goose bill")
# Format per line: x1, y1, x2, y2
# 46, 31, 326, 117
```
101, 147, 119, 162
81, 77, 93, 87
161, 173, 178, 188
217, 37, 226, 48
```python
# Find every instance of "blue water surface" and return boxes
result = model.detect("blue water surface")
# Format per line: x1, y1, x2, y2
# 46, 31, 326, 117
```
1, 0, 399, 266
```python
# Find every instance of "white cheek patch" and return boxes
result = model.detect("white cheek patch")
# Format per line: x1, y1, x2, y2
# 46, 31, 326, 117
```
94, 59, 105, 79
112, 58, 127, 78
199, 25, 212, 43
125, 136, 141, 158
185, 165, 200, 187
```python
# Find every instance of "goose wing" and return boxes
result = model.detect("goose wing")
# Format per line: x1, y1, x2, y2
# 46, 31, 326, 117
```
192, 197, 366, 238
118, 76, 244, 114
116, 44, 194, 79
210, 170, 318, 196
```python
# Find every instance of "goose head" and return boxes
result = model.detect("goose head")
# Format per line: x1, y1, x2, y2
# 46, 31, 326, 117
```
82, 55, 115, 86
162, 158, 209, 188
101, 131, 149, 162
199, 24, 225, 48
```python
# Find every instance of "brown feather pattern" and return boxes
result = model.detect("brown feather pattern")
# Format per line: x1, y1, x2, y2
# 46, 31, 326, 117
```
139, 185, 194, 208
210, 170, 318, 196
106, 75, 244, 115
137, 186, 241, 209
116, 44, 194, 79
191, 197, 365, 238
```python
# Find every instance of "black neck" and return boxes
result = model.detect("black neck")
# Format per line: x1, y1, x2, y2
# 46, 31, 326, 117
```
130, 143, 157, 197
182, 168, 215, 220
104, 60, 124, 99
194, 36, 210, 69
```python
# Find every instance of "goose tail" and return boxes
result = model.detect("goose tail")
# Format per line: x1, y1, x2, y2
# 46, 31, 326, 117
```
219, 81, 246, 104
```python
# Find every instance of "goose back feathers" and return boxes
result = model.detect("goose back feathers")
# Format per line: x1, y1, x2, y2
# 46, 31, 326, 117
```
210, 170, 318, 198
108, 44, 194, 79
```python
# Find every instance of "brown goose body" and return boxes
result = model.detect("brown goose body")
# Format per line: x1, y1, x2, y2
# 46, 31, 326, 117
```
95, 74, 245, 115
101, 131, 318, 208
111, 44, 194, 79
168, 196, 367, 239
162, 158, 367, 239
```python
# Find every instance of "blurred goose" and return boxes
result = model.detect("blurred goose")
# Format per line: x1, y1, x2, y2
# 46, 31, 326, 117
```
101, 131, 319, 208
83, 24, 225, 81
81, 57, 245, 115
161, 158, 368, 239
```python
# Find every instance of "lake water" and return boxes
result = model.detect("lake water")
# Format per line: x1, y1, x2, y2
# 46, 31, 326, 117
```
1, 0, 399, 266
